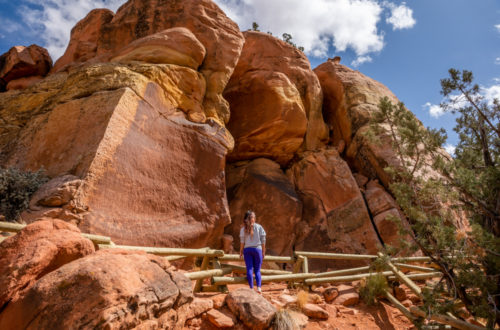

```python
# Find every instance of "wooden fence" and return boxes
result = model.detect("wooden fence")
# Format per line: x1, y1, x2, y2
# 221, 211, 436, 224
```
0, 221, 482, 329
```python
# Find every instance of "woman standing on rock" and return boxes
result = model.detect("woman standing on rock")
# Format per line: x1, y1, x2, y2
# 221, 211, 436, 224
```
239, 210, 266, 293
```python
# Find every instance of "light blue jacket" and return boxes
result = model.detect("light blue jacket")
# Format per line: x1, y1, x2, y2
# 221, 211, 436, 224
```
240, 223, 266, 249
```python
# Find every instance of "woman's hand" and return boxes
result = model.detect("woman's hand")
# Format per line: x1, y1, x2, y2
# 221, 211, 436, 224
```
239, 251, 243, 259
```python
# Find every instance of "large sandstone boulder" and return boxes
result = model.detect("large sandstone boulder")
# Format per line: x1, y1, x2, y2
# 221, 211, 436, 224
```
51, 8, 115, 73
314, 60, 401, 186
226, 288, 276, 330
1, 62, 232, 248
0, 219, 94, 311
0, 249, 193, 329
0, 45, 52, 91
225, 158, 302, 256
224, 31, 328, 165
287, 148, 382, 270
53, 0, 244, 123
314, 59, 398, 147
111, 27, 206, 70
364, 180, 409, 247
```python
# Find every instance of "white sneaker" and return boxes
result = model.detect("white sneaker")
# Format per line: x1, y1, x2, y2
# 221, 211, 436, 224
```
257, 287, 262, 294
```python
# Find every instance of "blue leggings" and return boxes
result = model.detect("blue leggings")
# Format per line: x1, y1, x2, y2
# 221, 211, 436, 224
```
243, 247, 263, 288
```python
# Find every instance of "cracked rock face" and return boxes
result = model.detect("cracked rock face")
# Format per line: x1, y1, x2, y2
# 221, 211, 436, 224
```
0, 62, 232, 248
0, 249, 193, 330
52, 0, 244, 123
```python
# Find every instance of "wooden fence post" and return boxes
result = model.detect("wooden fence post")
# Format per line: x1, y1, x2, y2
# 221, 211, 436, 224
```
194, 255, 211, 293
211, 257, 228, 293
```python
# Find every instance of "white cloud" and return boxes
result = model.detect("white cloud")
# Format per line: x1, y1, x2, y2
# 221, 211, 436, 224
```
384, 2, 416, 30
495, 57, 500, 65
444, 143, 456, 156
495, 24, 500, 33
3, 19, 23, 34
425, 83, 500, 119
424, 102, 445, 118
484, 84, 500, 104
215, 0, 417, 58
19, 0, 126, 60
351, 55, 373, 67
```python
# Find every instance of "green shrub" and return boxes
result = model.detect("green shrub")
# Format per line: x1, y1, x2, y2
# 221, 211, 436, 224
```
359, 273, 389, 305
0, 167, 48, 221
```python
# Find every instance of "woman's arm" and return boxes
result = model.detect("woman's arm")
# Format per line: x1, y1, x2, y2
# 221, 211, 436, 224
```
239, 243, 244, 259
262, 244, 266, 259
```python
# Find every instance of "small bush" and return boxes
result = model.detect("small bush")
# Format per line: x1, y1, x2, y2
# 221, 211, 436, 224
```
272, 308, 299, 330
0, 167, 48, 221
359, 273, 389, 305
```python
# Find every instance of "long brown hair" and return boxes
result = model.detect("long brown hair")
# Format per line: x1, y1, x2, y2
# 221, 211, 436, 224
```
243, 210, 256, 238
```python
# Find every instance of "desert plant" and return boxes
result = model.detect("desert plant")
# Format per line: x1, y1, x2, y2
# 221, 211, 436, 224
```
0, 167, 48, 221
296, 290, 309, 309
366, 87, 500, 326
272, 308, 299, 330
359, 273, 389, 305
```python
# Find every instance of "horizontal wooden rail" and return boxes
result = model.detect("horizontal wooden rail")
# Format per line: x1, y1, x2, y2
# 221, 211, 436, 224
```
185, 267, 232, 280
305, 271, 441, 285
387, 272, 441, 281
0, 221, 24, 232
305, 271, 393, 285
391, 256, 432, 262
81, 233, 113, 245
0, 221, 113, 245
221, 263, 292, 275
295, 251, 377, 260
295, 250, 432, 263
219, 254, 294, 263
165, 255, 187, 261
394, 263, 436, 273
313, 266, 371, 278
213, 273, 313, 285
98, 244, 224, 257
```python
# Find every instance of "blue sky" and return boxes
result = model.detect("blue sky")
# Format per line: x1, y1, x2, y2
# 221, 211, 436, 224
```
1, 0, 499, 153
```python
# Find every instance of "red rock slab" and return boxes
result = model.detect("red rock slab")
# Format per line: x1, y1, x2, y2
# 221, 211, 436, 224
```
225, 31, 328, 163
206, 308, 235, 328
333, 285, 359, 306
287, 148, 382, 271
225, 158, 302, 256
0, 249, 192, 329
111, 27, 206, 70
314, 59, 398, 147
364, 180, 398, 216
302, 303, 330, 320
52, 8, 114, 73
226, 288, 276, 330
0, 45, 52, 85
0, 219, 94, 311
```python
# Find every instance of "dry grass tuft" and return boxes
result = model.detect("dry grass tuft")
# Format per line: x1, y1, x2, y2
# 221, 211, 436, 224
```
272, 308, 300, 330
296, 290, 309, 309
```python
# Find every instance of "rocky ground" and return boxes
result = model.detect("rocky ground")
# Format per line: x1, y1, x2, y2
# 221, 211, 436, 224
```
0, 220, 422, 329
189, 283, 415, 330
